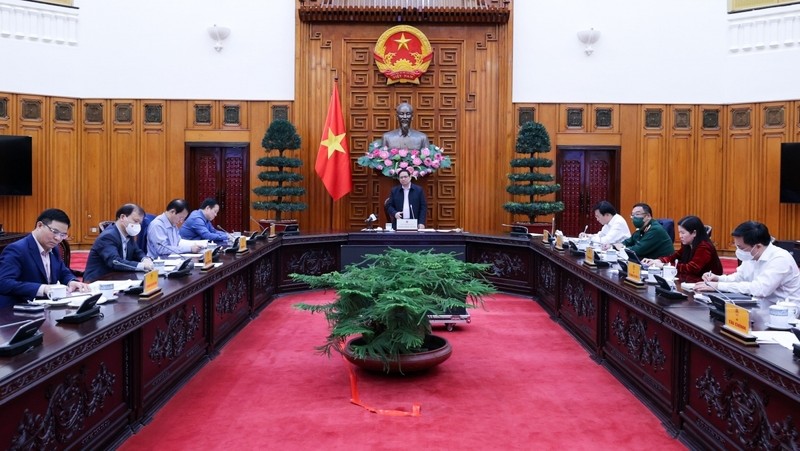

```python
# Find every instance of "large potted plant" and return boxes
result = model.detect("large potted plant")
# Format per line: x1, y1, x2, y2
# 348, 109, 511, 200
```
503, 120, 564, 234
291, 248, 496, 374
253, 119, 306, 232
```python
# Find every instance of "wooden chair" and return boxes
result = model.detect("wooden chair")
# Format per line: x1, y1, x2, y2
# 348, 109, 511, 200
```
99, 220, 114, 232
56, 240, 84, 278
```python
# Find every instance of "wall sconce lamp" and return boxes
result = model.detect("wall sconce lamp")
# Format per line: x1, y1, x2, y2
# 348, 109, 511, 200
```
208, 24, 231, 52
577, 28, 600, 56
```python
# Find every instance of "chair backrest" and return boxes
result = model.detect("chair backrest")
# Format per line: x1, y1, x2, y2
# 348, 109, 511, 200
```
704, 225, 712, 238
383, 197, 392, 223
772, 240, 800, 267
56, 240, 71, 266
656, 218, 675, 242
98, 220, 115, 232
137, 213, 156, 253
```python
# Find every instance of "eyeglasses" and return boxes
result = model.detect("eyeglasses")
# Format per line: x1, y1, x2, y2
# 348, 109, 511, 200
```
630, 213, 646, 219
44, 223, 68, 239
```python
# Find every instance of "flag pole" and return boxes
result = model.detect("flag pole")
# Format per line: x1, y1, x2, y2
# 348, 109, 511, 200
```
330, 73, 337, 229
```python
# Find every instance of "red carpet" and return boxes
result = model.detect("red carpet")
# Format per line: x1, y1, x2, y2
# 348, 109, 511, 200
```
118, 292, 686, 450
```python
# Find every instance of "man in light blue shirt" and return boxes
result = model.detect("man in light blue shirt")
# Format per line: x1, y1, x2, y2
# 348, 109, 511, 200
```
180, 198, 229, 244
147, 199, 203, 258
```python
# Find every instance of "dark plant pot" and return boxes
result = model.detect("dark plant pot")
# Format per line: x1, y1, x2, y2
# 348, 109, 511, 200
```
514, 222, 552, 234
343, 334, 452, 374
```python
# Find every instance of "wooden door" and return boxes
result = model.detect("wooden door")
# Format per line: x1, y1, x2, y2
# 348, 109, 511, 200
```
186, 143, 249, 233
557, 147, 619, 237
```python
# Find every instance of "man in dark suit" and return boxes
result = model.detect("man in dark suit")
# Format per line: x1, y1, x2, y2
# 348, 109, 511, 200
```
0, 208, 90, 307
83, 203, 154, 283
386, 168, 427, 229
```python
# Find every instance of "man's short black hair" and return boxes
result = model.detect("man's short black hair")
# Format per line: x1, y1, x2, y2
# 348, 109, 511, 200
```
593, 201, 617, 216
732, 221, 771, 246
200, 198, 219, 210
115, 203, 145, 219
632, 202, 653, 216
37, 208, 70, 227
166, 198, 188, 214
397, 169, 411, 178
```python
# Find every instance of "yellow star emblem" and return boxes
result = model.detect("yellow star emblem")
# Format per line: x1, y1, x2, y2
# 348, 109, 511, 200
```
320, 128, 347, 158
394, 33, 411, 51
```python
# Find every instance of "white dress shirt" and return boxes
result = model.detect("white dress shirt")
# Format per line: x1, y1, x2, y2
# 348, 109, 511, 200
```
717, 243, 800, 303
592, 214, 631, 245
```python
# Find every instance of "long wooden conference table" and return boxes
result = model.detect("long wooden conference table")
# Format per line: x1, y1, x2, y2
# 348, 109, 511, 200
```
0, 232, 798, 450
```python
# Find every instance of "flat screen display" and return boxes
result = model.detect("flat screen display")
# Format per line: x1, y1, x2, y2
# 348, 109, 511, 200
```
0, 135, 33, 196
780, 143, 800, 203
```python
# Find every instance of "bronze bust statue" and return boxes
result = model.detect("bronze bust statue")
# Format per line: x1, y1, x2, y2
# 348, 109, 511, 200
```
381, 102, 430, 150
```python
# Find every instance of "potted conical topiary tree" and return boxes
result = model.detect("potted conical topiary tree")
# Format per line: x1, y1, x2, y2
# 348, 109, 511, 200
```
253, 119, 306, 232
503, 120, 564, 233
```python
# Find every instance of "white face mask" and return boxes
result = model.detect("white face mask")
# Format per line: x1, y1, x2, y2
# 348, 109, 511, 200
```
125, 222, 141, 237
735, 247, 753, 261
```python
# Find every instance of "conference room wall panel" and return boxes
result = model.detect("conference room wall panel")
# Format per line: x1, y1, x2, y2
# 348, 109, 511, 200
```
0, 92, 799, 249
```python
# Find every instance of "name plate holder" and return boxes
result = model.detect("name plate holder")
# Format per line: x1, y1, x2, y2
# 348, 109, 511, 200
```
554, 234, 564, 252
236, 236, 249, 255
623, 262, 646, 289
139, 270, 163, 300
720, 303, 758, 346
396, 218, 418, 231
583, 246, 598, 267
201, 249, 215, 272
541, 230, 550, 245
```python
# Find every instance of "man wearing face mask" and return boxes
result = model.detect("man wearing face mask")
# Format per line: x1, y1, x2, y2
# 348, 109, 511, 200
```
616, 202, 674, 259
698, 221, 800, 303
83, 203, 154, 283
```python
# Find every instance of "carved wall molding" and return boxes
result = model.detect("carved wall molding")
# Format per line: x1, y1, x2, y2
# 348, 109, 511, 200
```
663, 315, 800, 397
21, 99, 42, 121
216, 274, 247, 315
537, 258, 556, 294
478, 249, 524, 277
253, 257, 274, 291
286, 248, 337, 275
9, 363, 115, 450
298, 0, 510, 24
84, 103, 103, 124
695, 366, 799, 449
54, 102, 73, 122
563, 276, 595, 318
611, 310, 666, 371
148, 304, 201, 365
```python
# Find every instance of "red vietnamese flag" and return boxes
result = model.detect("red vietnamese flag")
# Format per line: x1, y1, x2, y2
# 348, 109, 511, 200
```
315, 84, 352, 200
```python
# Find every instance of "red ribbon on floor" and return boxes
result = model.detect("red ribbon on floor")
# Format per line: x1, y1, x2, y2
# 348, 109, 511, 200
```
338, 343, 421, 417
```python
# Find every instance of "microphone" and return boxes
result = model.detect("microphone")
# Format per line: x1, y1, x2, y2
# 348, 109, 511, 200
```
250, 217, 266, 231
215, 225, 229, 234
364, 213, 377, 223
112, 259, 142, 271
409, 204, 415, 220
702, 279, 734, 302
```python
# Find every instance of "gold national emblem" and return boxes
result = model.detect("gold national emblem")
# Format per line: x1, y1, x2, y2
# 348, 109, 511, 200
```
373, 25, 432, 85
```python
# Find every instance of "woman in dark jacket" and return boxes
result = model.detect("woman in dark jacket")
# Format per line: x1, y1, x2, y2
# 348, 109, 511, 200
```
642, 215, 722, 283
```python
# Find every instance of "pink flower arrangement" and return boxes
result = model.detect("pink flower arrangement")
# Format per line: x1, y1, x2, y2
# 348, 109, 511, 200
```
357, 140, 452, 178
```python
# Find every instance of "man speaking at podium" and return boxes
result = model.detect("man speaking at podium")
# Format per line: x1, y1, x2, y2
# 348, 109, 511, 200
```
386, 168, 426, 230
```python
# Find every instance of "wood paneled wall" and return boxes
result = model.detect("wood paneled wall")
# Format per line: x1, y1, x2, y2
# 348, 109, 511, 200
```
1, 95, 799, 251
293, 21, 515, 233
519, 101, 800, 251
0, 94, 288, 247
